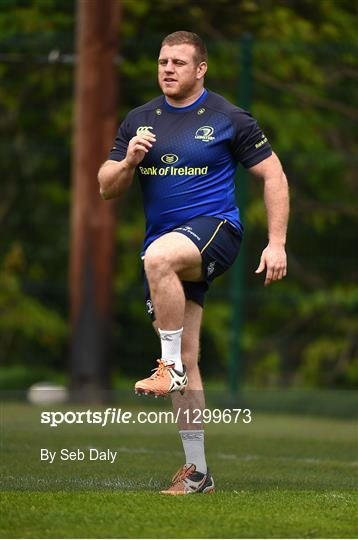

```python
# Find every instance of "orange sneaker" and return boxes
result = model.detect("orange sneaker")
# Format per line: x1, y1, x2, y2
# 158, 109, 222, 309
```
134, 359, 187, 397
160, 464, 215, 495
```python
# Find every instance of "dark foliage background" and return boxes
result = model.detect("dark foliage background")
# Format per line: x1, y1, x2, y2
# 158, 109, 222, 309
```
0, 0, 357, 388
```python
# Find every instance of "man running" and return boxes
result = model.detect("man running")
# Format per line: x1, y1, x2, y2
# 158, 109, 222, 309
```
98, 31, 289, 495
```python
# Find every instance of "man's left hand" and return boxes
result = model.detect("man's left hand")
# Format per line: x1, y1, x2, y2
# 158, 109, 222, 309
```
255, 244, 287, 286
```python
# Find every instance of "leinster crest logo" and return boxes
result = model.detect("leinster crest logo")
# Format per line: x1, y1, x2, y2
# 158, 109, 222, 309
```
195, 126, 215, 142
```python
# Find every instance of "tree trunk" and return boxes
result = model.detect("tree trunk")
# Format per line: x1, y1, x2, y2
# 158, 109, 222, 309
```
70, 0, 120, 401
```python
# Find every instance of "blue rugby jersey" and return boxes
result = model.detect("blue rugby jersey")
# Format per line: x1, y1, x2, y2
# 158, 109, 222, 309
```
108, 89, 272, 251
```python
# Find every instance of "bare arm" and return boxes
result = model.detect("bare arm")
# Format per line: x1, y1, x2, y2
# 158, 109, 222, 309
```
248, 152, 289, 285
98, 131, 156, 200
98, 158, 135, 200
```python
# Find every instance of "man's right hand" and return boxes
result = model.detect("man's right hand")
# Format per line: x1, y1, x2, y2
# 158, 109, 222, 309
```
125, 131, 156, 168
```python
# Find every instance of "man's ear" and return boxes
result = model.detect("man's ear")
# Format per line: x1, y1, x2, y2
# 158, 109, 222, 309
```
197, 62, 208, 80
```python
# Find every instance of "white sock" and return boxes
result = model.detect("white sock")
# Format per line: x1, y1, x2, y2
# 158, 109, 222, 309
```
179, 430, 207, 474
158, 327, 183, 371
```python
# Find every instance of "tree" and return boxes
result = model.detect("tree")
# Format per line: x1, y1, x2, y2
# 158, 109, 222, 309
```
70, 0, 120, 401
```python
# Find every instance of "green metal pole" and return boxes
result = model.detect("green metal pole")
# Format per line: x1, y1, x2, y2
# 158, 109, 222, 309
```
228, 34, 253, 400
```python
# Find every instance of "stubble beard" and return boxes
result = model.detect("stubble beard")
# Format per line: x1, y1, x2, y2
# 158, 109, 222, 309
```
159, 73, 200, 103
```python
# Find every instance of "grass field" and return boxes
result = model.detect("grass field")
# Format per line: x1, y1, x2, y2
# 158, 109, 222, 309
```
0, 400, 357, 538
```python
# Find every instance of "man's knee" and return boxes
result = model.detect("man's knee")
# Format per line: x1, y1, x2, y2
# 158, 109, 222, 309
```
145, 233, 202, 279
144, 244, 172, 277
182, 342, 200, 371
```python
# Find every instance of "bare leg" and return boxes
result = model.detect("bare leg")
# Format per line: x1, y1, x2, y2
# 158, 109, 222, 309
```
145, 235, 209, 476
171, 300, 205, 430
144, 232, 202, 330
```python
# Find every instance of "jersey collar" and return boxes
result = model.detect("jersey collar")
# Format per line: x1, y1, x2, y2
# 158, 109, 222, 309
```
163, 88, 208, 112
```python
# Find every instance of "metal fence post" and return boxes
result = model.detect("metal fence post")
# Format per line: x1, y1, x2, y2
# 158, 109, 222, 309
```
228, 33, 253, 400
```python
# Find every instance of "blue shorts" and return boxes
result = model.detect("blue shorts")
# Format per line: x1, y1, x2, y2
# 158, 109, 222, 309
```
143, 216, 242, 320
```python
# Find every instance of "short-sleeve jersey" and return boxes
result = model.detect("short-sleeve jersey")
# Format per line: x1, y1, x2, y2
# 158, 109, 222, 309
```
109, 89, 272, 251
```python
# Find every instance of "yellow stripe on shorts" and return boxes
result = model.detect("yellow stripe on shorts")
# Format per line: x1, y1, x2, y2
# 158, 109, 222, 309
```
200, 219, 227, 254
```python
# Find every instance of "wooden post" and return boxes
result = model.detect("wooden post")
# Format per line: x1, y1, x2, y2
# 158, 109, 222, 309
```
70, 0, 120, 401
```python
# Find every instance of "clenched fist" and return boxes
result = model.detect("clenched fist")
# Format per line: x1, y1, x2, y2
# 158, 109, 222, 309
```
125, 131, 157, 168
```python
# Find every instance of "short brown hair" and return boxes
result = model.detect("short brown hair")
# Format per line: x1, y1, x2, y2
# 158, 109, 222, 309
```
161, 31, 208, 64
